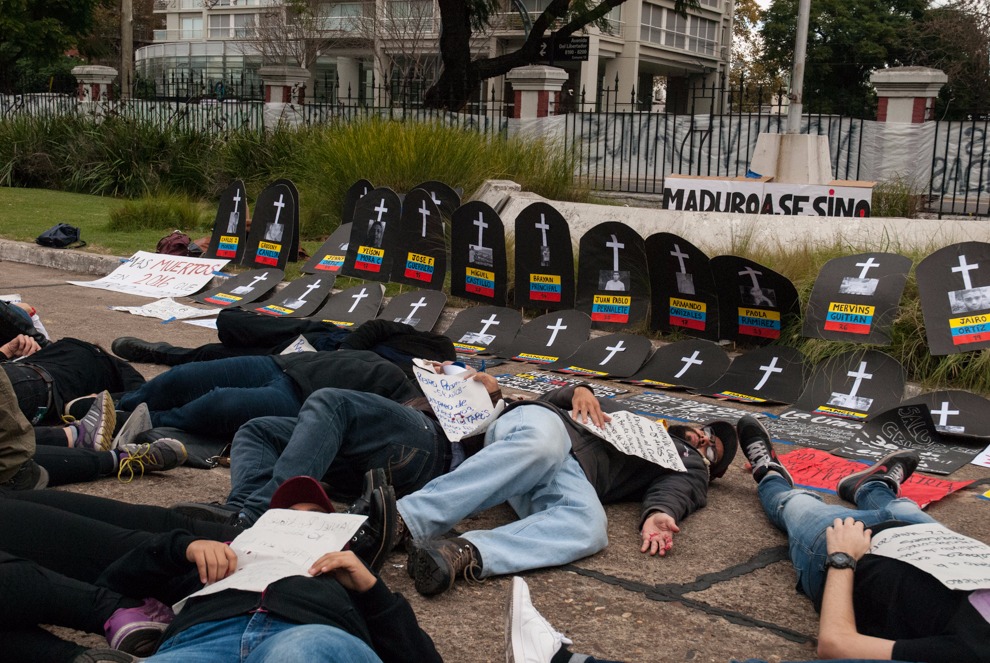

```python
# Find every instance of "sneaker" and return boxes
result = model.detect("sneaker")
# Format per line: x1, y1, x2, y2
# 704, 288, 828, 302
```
506, 576, 572, 663
111, 337, 175, 364
345, 468, 388, 516
0, 459, 49, 491
408, 536, 483, 596
64, 395, 97, 421
104, 597, 174, 656
737, 414, 792, 486
68, 391, 116, 451
171, 501, 243, 526
348, 484, 400, 572
112, 403, 152, 449
836, 449, 921, 503
117, 438, 187, 481
72, 648, 139, 663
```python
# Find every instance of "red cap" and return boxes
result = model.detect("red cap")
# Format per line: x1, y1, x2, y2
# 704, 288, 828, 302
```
269, 476, 335, 513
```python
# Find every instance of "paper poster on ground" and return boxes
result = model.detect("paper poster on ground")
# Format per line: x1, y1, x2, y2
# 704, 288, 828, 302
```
110, 298, 220, 321
972, 445, 990, 468
69, 251, 228, 298
412, 359, 504, 441
573, 410, 686, 472
869, 523, 990, 591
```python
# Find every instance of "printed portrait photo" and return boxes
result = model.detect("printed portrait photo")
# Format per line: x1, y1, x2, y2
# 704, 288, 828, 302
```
740, 285, 777, 307
675, 272, 696, 295
600, 270, 629, 292
949, 286, 990, 314
839, 276, 879, 297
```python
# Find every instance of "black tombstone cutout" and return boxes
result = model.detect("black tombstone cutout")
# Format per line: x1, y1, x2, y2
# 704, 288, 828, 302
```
547, 333, 652, 379
450, 201, 509, 306
341, 188, 402, 282
624, 339, 730, 390
917, 241, 990, 355
513, 202, 575, 310
412, 180, 461, 219
377, 289, 447, 332
702, 345, 808, 405
802, 252, 911, 345
793, 349, 905, 421
342, 179, 373, 226
310, 283, 385, 328
390, 189, 447, 290
301, 223, 352, 275
575, 222, 649, 331
444, 306, 522, 355
242, 181, 298, 270
710, 255, 800, 345
191, 268, 284, 309
270, 178, 300, 262
494, 310, 591, 365
253, 273, 334, 318
900, 389, 990, 439
645, 233, 719, 340
204, 180, 248, 262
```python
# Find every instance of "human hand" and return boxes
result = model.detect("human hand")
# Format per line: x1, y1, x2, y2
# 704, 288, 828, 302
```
570, 386, 610, 429
0, 334, 40, 359
471, 370, 500, 396
308, 550, 378, 593
640, 511, 680, 556
825, 517, 872, 560
185, 540, 238, 584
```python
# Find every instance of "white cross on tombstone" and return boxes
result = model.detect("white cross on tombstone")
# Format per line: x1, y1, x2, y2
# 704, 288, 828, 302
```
931, 401, 960, 427
402, 296, 428, 324
600, 340, 626, 365
952, 255, 979, 290
418, 200, 431, 237
754, 356, 784, 391
232, 190, 241, 209
844, 361, 873, 399
738, 265, 763, 289
670, 244, 689, 273
348, 288, 369, 313
294, 279, 322, 304
606, 234, 625, 272
473, 212, 488, 249
545, 318, 567, 346
430, 191, 441, 207
477, 314, 500, 337
373, 199, 389, 224
245, 272, 269, 289
535, 214, 550, 249
272, 194, 285, 225
674, 350, 703, 378
855, 257, 879, 279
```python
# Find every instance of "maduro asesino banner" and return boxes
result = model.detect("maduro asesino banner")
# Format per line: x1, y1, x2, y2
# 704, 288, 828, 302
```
663, 175, 874, 217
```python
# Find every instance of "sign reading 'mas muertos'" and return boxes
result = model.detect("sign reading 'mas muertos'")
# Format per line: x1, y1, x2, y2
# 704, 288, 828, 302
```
646, 233, 719, 340
576, 222, 648, 331
243, 181, 298, 270
390, 189, 446, 290
710, 255, 800, 345
450, 201, 508, 306
513, 202, 574, 310
205, 180, 248, 262
341, 188, 402, 282
917, 242, 990, 355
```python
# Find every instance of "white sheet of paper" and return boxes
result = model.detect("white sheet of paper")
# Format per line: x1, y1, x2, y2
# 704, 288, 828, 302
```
0, 294, 21, 302
971, 444, 990, 468
173, 510, 366, 613
869, 523, 990, 591
69, 251, 228, 299
110, 297, 220, 321
573, 410, 686, 472
279, 334, 317, 354
412, 359, 503, 442
183, 317, 219, 329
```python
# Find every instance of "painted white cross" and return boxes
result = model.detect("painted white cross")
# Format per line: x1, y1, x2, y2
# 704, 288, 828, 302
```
430, 191, 441, 207
844, 361, 873, 399
545, 318, 567, 346
674, 350, 703, 378
600, 340, 626, 365
754, 356, 783, 391
952, 255, 979, 290
402, 296, 428, 324
373, 199, 389, 225
272, 194, 285, 225
418, 200, 430, 237
473, 212, 488, 249
348, 288, 369, 313
738, 265, 763, 289
670, 244, 689, 273
855, 257, 879, 279
232, 190, 241, 209
931, 401, 959, 428
477, 314, 500, 337
535, 214, 550, 249
295, 279, 322, 303
606, 234, 624, 272
245, 272, 269, 289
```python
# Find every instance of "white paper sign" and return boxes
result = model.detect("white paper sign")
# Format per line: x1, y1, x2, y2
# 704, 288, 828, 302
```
174, 509, 366, 612
110, 297, 220, 321
869, 523, 990, 590
573, 410, 686, 472
279, 334, 317, 355
182, 317, 219, 329
69, 251, 229, 298
971, 444, 990, 469
412, 359, 504, 442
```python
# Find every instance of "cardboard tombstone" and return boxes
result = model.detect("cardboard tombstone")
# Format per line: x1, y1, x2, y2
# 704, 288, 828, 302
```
794, 349, 905, 420
513, 202, 575, 310
645, 233, 719, 340
575, 222, 649, 330
623, 339, 730, 390
702, 345, 808, 405
341, 188, 402, 282
900, 389, 990, 439
204, 180, 248, 262
802, 252, 911, 345
917, 241, 990, 355
444, 305, 522, 355
450, 201, 509, 306
270, 179, 300, 261
309, 283, 385, 328
191, 268, 284, 308
412, 180, 461, 219
377, 289, 446, 332
547, 333, 652, 378
253, 273, 334, 318
710, 256, 800, 345
390, 189, 447, 290
342, 179, 373, 226
242, 181, 298, 270
493, 310, 591, 365
302, 223, 352, 275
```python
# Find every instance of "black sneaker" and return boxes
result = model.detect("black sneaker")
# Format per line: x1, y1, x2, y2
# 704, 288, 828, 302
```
407, 537, 483, 596
171, 501, 241, 525
345, 468, 388, 516
737, 415, 792, 486
836, 449, 920, 503
72, 649, 139, 663
348, 484, 399, 572
111, 337, 175, 364
0, 460, 49, 491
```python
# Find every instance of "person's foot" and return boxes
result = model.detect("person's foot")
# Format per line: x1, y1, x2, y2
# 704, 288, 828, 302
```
506, 576, 572, 663
111, 337, 175, 364
836, 449, 921, 503
407, 536, 483, 596
69, 391, 116, 451
112, 403, 152, 449
103, 597, 174, 656
117, 438, 187, 481
63, 395, 97, 421
72, 648, 139, 663
348, 484, 400, 572
171, 501, 243, 526
0, 459, 49, 491
737, 414, 793, 486
345, 468, 389, 516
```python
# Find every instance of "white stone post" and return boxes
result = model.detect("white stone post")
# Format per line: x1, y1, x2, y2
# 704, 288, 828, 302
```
72, 65, 117, 118
505, 65, 569, 119
259, 65, 309, 128
870, 67, 947, 123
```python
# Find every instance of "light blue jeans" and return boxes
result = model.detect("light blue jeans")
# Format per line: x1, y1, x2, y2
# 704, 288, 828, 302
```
758, 474, 936, 606
148, 613, 381, 663
397, 405, 608, 576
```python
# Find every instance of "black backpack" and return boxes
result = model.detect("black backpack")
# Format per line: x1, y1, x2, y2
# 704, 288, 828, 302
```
36, 223, 86, 249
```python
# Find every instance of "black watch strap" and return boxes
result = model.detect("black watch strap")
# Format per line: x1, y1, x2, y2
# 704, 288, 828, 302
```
825, 552, 857, 571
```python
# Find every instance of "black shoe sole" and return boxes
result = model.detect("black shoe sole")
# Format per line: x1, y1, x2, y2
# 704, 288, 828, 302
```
409, 542, 454, 596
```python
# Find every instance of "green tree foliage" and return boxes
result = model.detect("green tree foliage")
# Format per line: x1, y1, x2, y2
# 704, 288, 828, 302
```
0, 0, 100, 90
729, 0, 786, 112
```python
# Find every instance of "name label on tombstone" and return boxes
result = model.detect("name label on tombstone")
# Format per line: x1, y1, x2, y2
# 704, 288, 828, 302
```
592, 294, 631, 323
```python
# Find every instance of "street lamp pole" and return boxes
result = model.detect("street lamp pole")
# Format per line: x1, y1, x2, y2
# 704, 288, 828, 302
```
786, 0, 811, 133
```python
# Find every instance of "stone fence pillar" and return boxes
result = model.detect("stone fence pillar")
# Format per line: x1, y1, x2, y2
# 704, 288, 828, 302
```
71, 65, 117, 117
870, 67, 947, 123
259, 65, 309, 127
506, 65, 569, 119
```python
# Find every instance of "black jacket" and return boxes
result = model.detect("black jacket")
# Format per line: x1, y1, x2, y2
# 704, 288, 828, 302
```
273, 348, 420, 402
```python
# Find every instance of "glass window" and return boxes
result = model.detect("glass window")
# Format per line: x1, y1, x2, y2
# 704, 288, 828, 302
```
208, 14, 230, 39
664, 11, 686, 49
640, 4, 663, 44
318, 2, 364, 30
234, 13, 256, 37
180, 15, 203, 40
687, 16, 717, 55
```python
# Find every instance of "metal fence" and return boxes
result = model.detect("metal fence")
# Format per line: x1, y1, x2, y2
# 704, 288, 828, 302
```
927, 116, 990, 217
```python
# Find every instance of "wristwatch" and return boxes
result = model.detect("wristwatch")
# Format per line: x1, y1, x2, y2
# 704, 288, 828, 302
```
825, 552, 857, 571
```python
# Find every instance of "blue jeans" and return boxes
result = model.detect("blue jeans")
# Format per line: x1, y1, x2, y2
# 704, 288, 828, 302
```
229, 388, 447, 524
758, 475, 936, 606
397, 405, 608, 577
118, 356, 303, 437
149, 613, 381, 662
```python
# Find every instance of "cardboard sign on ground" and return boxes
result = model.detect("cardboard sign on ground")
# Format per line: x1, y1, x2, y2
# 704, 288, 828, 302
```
242, 181, 298, 270
342, 179, 373, 226
377, 289, 446, 332
513, 202, 575, 310
411, 180, 461, 219
444, 306, 522, 355
191, 268, 283, 308
900, 389, 990, 438
917, 241, 990, 355
302, 223, 352, 275
204, 180, 248, 262
341, 188, 402, 282
253, 273, 334, 318
309, 283, 384, 328
610, 391, 752, 425
493, 309, 591, 365
495, 372, 629, 397
710, 255, 800, 345
390, 189, 447, 290
547, 333, 653, 378
450, 201, 509, 306
701, 346, 808, 405
793, 349, 905, 420
623, 339, 729, 390
576, 222, 649, 330
646, 233, 720, 341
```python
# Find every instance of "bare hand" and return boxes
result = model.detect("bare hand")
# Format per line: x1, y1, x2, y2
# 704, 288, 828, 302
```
186, 540, 238, 585
826, 517, 872, 560
640, 511, 680, 556
308, 550, 378, 593
471, 370, 500, 396
571, 386, 610, 429
1, 334, 40, 359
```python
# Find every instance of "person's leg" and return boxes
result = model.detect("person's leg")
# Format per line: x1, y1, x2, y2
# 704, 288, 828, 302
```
147, 615, 250, 663
0, 369, 36, 483
32, 445, 109, 485
852, 481, 938, 526
245, 623, 381, 663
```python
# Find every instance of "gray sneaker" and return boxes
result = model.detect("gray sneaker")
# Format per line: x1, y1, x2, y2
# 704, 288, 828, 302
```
117, 438, 187, 481
111, 403, 152, 450
68, 390, 116, 451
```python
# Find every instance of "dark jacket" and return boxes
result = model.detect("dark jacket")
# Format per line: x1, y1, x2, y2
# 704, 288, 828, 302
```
273, 348, 420, 402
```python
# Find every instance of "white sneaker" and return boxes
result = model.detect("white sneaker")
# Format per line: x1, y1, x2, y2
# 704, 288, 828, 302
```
506, 576, 572, 663
111, 403, 152, 450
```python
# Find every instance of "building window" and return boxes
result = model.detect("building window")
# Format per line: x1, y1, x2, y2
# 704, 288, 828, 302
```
208, 14, 257, 38
640, 3, 663, 44
318, 2, 364, 30
664, 11, 687, 49
180, 15, 204, 40
688, 16, 717, 55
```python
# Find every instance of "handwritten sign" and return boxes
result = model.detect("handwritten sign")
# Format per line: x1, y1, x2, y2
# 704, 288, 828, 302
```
869, 523, 990, 590
279, 335, 317, 355
972, 444, 990, 468
110, 297, 220, 321
69, 251, 229, 298
413, 359, 503, 442
574, 410, 685, 472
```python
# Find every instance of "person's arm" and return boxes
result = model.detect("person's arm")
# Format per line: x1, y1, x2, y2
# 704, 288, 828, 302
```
0, 334, 41, 359
816, 517, 895, 660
